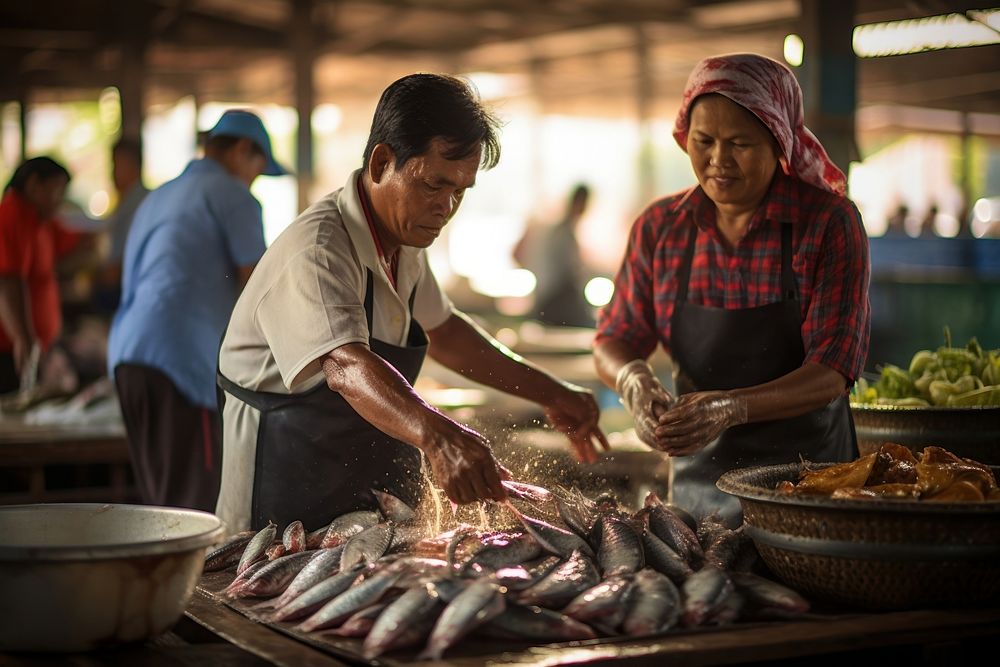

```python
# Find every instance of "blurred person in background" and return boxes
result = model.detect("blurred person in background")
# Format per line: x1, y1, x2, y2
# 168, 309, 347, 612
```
108, 110, 287, 512
94, 137, 148, 315
215, 74, 607, 532
594, 53, 870, 526
516, 183, 596, 328
0, 157, 80, 394
918, 204, 939, 237
885, 203, 909, 237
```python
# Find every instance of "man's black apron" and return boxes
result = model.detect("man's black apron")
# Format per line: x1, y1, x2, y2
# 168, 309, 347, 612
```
217, 270, 427, 531
669, 222, 857, 527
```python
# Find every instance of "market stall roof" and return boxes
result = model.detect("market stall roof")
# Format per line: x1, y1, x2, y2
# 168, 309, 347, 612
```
1, 0, 997, 116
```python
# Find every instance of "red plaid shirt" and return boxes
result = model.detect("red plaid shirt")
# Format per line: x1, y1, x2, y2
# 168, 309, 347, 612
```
595, 171, 870, 383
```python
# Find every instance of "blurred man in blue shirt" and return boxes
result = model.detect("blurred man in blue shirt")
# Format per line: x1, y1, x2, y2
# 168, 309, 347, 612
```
108, 110, 288, 511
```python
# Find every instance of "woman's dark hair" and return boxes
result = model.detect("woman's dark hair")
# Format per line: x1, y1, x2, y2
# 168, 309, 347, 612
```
362, 73, 501, 171
5, 156, 71, 193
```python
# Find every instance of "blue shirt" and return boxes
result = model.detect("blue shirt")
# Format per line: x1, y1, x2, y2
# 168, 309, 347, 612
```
108, 158, 266, 408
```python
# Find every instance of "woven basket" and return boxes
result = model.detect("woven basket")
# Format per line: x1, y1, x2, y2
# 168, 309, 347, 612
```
851, 404, 1000, 464
717, 463, 1000, 611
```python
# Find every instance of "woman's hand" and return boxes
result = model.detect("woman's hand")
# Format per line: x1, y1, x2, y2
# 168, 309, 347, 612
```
654, 391, 748, 455
542, 383, 609, 464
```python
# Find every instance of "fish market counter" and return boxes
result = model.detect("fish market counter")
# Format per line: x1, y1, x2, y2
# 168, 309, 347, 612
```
4, 574, 998, 666
177, 572, 1000, 667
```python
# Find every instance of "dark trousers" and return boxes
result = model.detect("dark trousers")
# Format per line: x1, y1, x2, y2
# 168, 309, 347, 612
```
114, 364, 221, 512
0, 352, 16, 394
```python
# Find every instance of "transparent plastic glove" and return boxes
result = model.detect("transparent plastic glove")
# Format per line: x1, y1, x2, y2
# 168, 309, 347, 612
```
616, 359, 675, 449
655, 390, 749, 456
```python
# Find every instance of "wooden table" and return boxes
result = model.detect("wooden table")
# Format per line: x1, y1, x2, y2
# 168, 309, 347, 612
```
0, 415, 133, 504
3, 571, 998, 667
184, 573, 1000, 666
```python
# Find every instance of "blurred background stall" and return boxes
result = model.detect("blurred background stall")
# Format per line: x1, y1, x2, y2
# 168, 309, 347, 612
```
0, 0, 998, 504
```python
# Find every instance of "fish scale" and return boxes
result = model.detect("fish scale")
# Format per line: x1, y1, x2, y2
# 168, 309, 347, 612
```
231, 550, 317, 599
297, 566, 405, 632
597, 515, 644, 576
516, 549, 600, 609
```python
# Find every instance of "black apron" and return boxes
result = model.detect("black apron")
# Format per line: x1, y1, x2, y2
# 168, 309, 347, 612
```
217, 270, 427, 531
669, 222, 857, 527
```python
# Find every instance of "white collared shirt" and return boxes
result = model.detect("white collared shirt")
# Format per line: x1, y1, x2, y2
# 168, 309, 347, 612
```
215, 169, 452, 532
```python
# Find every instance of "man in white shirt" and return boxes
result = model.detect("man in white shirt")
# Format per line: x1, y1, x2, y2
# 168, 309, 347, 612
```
216, 74, 608, 532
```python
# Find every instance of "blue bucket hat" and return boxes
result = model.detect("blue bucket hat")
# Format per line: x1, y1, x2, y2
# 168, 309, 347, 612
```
207, 109, 289, 176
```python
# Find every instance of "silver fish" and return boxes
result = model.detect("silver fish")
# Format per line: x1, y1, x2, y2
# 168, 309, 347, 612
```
641, 530, 694, 586
460, 531, 544, 573
705, 589, 744, 625
282, 520, 306, 554
327, 601, 390, 638
229, 550, 316, 599
622, 569, 682, 637
389, 522, 426, 554
319, 510, 381, 549
562, 574, 635, 630
730, 571, 810, 614
340, 522, 395, 570
517, 549, 601, 609
490, 556, 561, 592
237, 522, 277, 575
267, 564, 365, 622
372, 489, 416, 523
389, 556, 452, 585
480, 603, 597, 641
553, 493, 598, 539
507, 504, 595, 559
363, 583, 444, 659
204, 530, 255, 572
596, 515, 644, 576
297, 566, 405, 632
639, 503, 703, 567
221, 558, 269, 597
264, 545, 346, 611
419, 579, 506, 660
701, 521, 747, 570
680, 565, 735, 627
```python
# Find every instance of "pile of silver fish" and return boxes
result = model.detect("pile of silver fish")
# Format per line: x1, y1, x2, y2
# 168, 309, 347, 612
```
204, 482, 810, 660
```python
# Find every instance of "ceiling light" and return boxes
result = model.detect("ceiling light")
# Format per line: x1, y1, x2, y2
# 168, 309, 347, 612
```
853, 10, 1000, 57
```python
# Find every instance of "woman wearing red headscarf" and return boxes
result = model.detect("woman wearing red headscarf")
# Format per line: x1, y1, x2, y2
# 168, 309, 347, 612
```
594, 53, 870, 526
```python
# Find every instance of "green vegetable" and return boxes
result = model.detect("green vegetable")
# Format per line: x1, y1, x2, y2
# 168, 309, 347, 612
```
850, 327, 1000, 408
875, 365, 914, 399
946, 386, 1000, 407
876, 396, 930, 407
908, 350, 936, 376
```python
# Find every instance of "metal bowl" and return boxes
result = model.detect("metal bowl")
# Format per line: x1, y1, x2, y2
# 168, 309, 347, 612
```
850, 404, 1000, 464
717, 463, 1000, 611
0, 503, 224, 652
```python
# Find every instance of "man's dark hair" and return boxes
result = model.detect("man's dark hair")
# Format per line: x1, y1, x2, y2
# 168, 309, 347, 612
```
5, 156, 71, 193
362, 73, 501, 171
113, 137, 143, 167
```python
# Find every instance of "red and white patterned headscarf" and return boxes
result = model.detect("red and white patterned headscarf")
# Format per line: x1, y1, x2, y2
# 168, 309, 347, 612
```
672, 53, 846, 196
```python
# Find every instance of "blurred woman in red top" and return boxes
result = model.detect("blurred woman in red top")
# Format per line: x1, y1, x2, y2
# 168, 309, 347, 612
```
594, 54, 871, 525
0, 157, 79, 394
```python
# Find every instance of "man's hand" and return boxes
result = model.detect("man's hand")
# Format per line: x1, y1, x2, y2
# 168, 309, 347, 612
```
654, 390, 748, 456
616, 359, 675, 449
542, 383, 609, 464
423, 417, 507, 505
